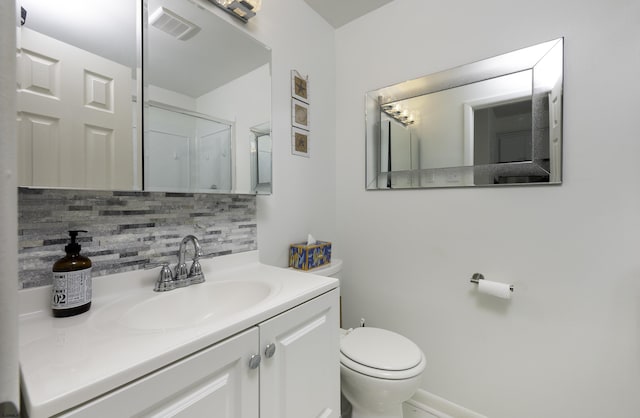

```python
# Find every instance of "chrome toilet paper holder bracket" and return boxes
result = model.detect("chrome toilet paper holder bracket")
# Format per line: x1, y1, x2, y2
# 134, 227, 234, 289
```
470, 273, 514, 292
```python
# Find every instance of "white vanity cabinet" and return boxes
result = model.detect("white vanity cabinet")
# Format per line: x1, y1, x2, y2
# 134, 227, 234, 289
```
55, 289, 339, 418
260, 288, 340, 418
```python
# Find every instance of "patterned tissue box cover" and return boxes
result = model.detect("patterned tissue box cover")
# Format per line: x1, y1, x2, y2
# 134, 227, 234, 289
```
289, 241, 332, 270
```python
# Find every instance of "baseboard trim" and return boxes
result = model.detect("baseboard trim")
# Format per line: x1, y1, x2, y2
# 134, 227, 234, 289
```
405, 389, 487, 418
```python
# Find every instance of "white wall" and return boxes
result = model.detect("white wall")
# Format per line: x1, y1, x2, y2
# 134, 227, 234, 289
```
198, 64, 271, 194
216, 0, 337, 266
148, 86, 196, 111
335, 1, 640, 417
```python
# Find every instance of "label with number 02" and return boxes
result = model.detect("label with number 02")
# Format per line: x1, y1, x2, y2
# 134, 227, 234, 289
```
51, 268, 92, 310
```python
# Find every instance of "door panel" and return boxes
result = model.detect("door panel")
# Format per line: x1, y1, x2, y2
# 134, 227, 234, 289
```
17, 27, 134, 189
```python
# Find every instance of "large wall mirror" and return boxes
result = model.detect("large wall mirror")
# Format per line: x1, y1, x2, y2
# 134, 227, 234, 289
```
16, 0, 271, 195
365, 38, 563, 189
17, 0, 140, 190
145, 0, 271, 194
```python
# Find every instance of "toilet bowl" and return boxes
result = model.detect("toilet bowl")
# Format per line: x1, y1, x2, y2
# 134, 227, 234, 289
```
300, 259, 424, 418
340, 327, 425, 418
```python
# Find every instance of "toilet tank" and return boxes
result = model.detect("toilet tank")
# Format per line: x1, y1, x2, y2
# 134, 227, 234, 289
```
306, 258, 342, 279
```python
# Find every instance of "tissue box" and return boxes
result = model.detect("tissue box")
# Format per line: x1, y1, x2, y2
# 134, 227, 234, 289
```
289, 241, 332, 270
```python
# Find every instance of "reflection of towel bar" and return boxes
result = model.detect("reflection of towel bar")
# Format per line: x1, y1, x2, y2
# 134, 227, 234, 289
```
470, 273, 514, 292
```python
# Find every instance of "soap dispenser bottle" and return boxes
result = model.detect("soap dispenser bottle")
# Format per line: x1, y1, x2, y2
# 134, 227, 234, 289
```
52, 230, 92, 317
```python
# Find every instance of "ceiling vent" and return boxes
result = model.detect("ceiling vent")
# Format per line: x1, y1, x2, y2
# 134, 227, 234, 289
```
149, 7, 201, 41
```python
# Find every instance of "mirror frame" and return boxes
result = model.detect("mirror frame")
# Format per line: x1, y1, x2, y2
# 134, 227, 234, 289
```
365, 38, 564, 189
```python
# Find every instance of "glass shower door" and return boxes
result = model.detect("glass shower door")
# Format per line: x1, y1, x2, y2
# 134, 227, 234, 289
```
145, 105, 232, 192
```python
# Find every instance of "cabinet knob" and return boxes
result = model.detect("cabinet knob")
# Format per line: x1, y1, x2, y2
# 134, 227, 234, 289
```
264, 343, 276, 358
248, 354, 261, 369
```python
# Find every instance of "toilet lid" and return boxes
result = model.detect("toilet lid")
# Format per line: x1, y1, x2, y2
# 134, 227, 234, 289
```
340, 327, 422, 371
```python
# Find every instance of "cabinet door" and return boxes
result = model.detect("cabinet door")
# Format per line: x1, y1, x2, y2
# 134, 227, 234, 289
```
259, 289, 340, 418
58, 328, 259, 418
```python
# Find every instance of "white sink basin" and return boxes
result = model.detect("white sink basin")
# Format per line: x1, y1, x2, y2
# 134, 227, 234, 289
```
123, 280, 274, 330
92, 279, 276, 331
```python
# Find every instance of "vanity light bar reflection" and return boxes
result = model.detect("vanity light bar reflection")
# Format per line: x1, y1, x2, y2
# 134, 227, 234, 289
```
381, 102, 415, 126
208, 0, 262, 22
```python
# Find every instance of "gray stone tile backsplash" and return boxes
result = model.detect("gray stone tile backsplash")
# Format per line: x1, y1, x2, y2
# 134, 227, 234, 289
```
18, 188, 257, 289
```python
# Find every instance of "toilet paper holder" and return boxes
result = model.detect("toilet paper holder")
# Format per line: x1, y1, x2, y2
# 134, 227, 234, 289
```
470, 273, 514, 292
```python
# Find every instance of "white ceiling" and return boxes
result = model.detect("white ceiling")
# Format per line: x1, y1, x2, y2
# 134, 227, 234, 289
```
147, 0, 270, 97
303, 0, 395, 28
19, 0, 136, 69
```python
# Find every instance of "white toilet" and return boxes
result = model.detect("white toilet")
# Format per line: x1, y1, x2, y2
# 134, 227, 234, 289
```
340, 327, 425, 418
306, 259, 426, 418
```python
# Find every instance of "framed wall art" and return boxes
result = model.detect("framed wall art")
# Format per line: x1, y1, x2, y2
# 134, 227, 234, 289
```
291, 69, 310, 157
291, 126, 310, 157
291, 70, 309, 104
291, 98, 310, 131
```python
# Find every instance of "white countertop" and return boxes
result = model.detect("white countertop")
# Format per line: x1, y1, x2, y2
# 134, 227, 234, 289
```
18, 251, 339, 418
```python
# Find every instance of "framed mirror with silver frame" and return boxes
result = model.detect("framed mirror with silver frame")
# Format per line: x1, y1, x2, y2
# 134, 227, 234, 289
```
365, 38, 563, 189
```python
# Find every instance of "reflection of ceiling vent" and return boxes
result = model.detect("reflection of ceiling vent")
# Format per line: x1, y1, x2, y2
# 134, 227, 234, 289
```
149, 7, 201, 41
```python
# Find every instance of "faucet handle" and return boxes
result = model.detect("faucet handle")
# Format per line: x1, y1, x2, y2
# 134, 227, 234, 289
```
149, 263, 176, 292
189, 258, 205, 285
184, 249, 206, 285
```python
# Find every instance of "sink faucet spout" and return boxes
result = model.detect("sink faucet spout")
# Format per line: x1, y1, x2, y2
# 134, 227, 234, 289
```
174, 235, 205, 286
178, 235, 203, 266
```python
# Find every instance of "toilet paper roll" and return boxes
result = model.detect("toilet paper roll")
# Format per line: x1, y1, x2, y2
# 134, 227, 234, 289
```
477, 279, 512, 299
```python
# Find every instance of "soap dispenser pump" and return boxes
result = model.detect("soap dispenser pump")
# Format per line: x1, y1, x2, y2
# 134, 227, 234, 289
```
51, 230, 92, 317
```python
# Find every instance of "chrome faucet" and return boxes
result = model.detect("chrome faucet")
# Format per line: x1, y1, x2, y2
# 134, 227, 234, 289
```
175, 235, 204, 286
152, 235, 206, 292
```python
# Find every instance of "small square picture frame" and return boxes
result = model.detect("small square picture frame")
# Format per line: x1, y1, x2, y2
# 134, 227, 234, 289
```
291, 98, 310, 131
291, 70, 309, 104
291, 126, 310, 157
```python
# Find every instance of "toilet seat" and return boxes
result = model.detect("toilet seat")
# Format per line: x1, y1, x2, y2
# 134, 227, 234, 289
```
340, 327, 426, 380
